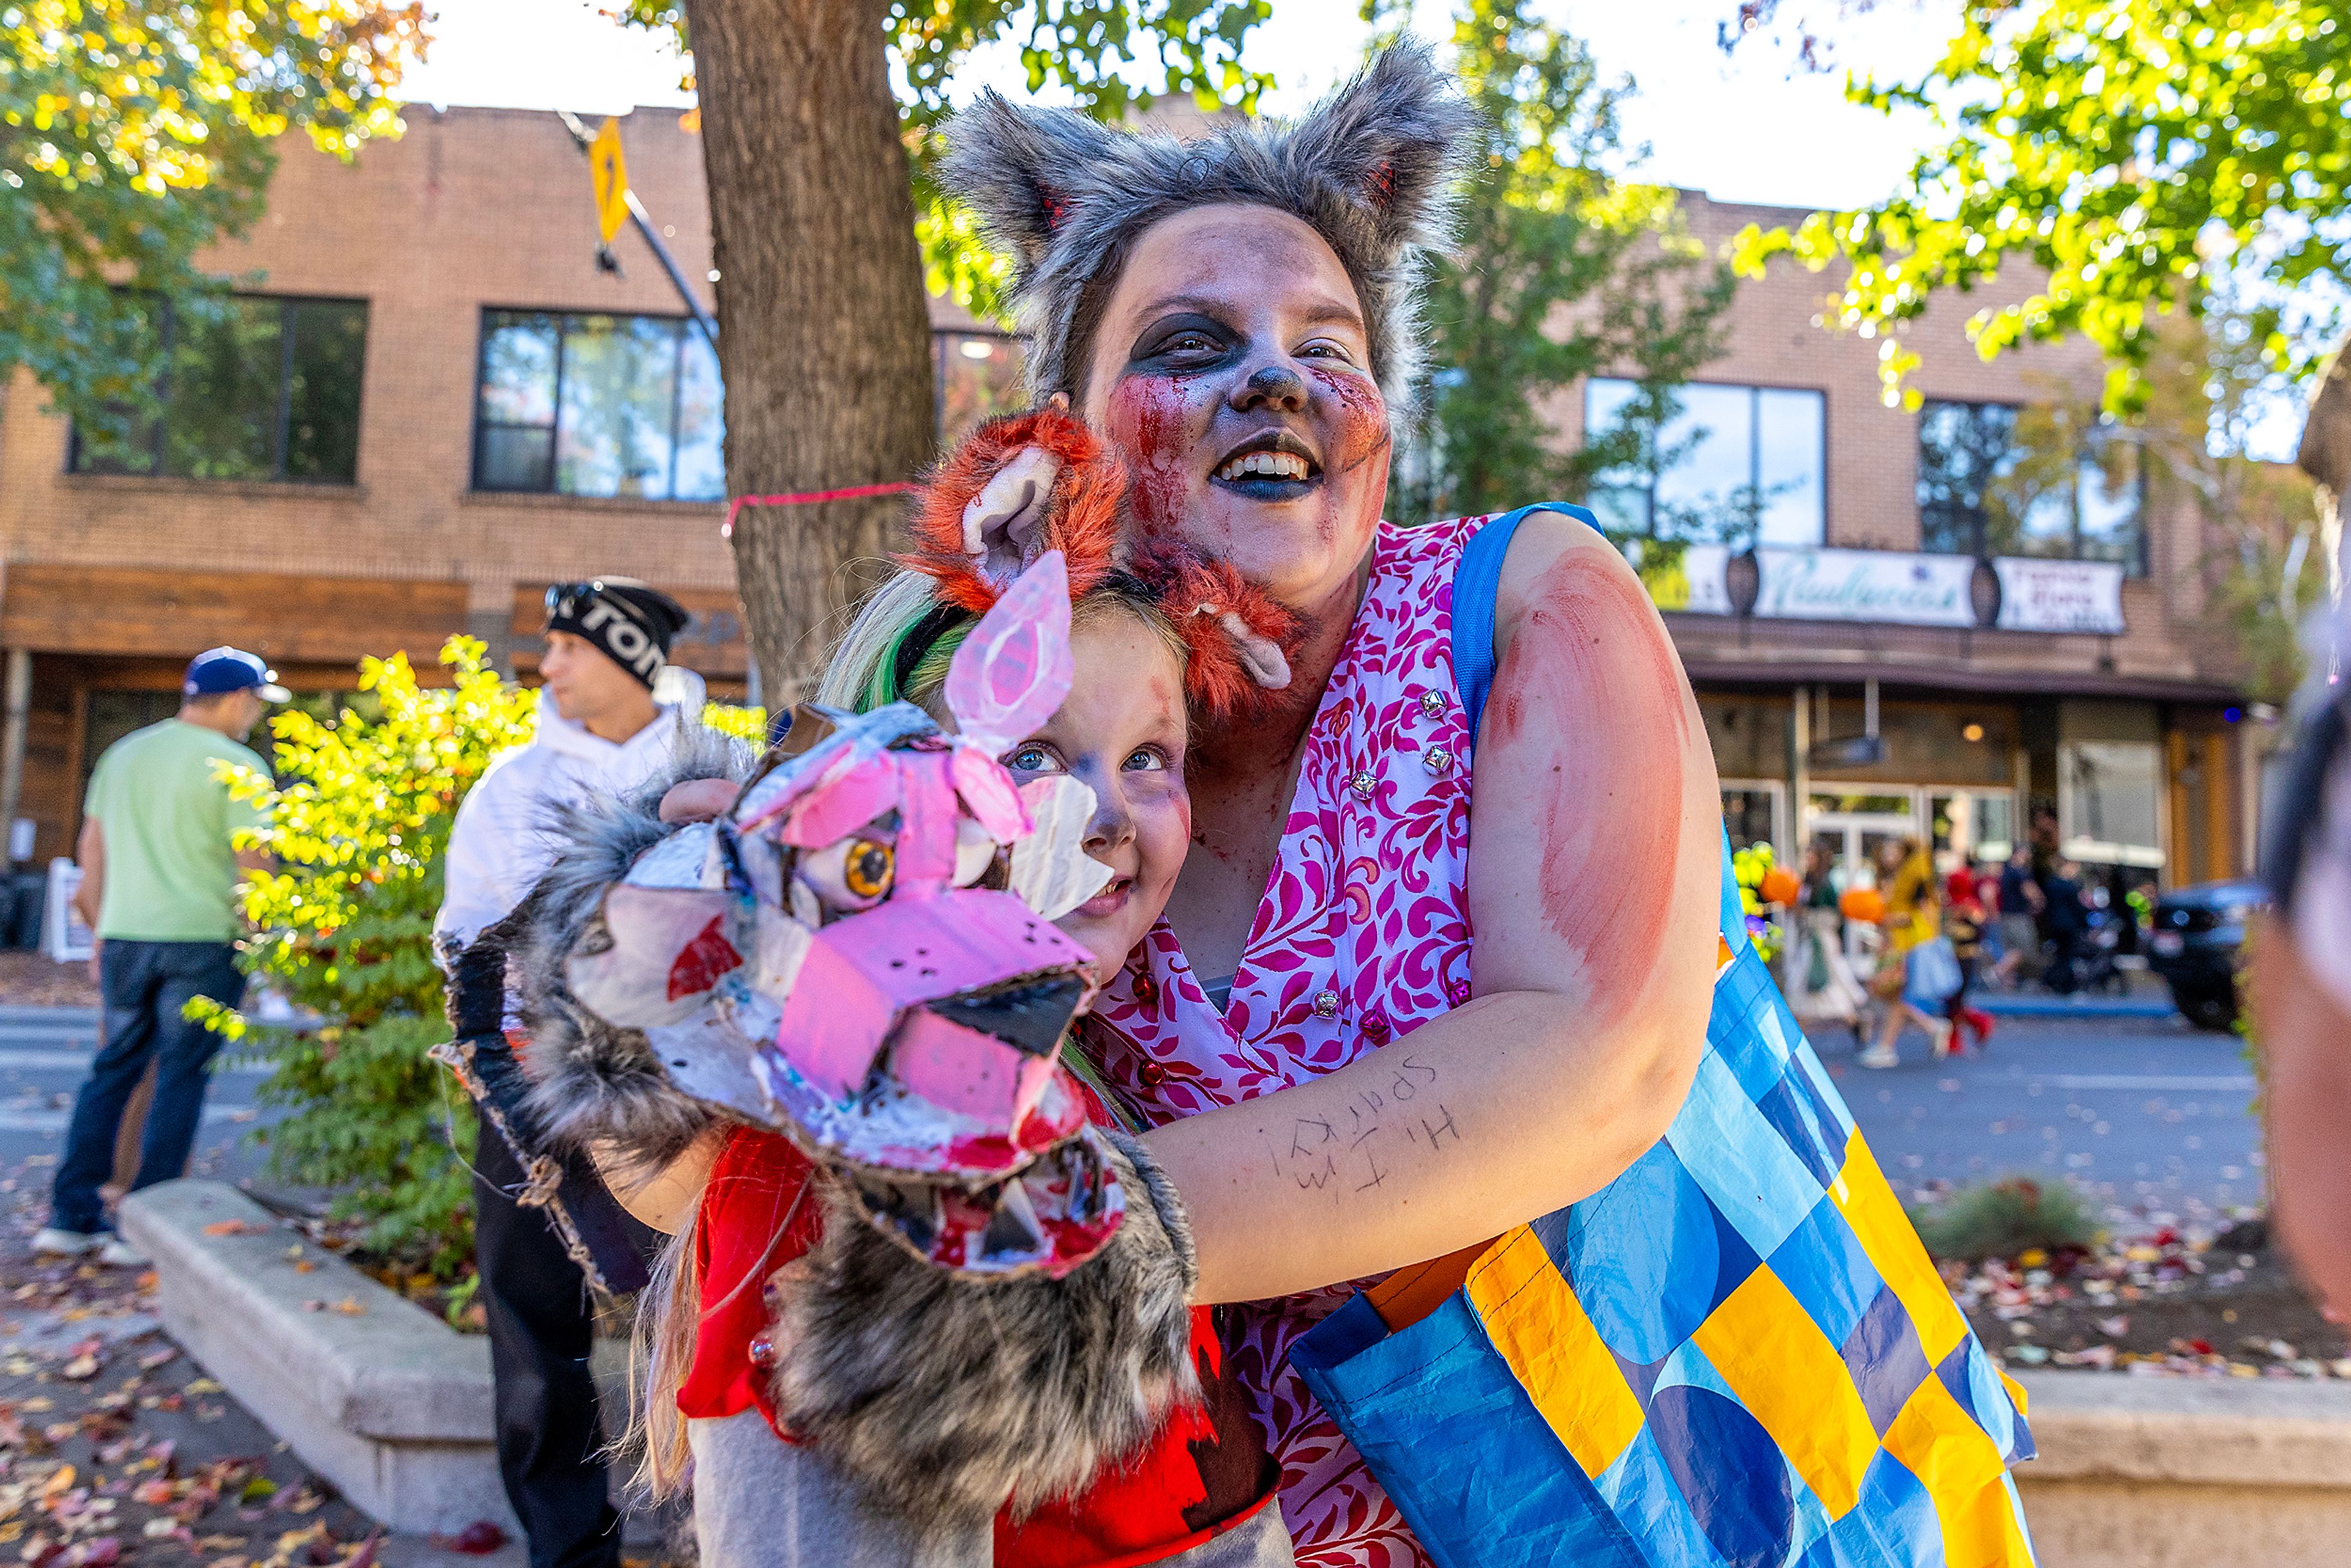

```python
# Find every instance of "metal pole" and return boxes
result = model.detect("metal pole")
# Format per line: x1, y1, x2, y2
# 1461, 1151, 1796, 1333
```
0, 648, 30, 866
1788, 683, 1810, 863
553, 111, 719, 351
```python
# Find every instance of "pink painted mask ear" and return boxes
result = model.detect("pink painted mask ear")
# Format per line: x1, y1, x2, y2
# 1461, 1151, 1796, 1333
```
945, 549, 1073, 754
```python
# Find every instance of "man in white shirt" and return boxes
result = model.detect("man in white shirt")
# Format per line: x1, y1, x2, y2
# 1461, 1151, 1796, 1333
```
437, 579, 694, 1568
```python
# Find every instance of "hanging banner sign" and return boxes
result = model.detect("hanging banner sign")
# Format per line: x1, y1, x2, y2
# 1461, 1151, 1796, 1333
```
1993, 557, 2126, 634
1640, 542, 2129, 636
1636, 542, 1731, 615
1750, 546, 1976, 626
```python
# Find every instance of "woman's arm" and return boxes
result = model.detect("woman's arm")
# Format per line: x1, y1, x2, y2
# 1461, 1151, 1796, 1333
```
593, 1125, 726, 1234
1147, 516, 1720, 1304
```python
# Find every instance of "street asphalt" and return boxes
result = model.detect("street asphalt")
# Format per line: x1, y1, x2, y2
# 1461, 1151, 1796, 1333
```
1815, 1007, 2262, 1232
0, 1001, 2259, 1238
0, 1005, 281, 1202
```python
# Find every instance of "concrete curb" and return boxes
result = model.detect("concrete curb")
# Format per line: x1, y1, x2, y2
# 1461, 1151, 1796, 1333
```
1971, 993, 2177, 1019
2014, 1370, 2351, 1566
119, 1179, 519, 1536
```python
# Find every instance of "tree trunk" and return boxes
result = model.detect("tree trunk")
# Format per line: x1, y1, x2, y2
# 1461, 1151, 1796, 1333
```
684, 0, 937, 697
2297, 337, 2350, 603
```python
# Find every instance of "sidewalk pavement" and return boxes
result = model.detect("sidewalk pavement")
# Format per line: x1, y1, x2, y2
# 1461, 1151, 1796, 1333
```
0, 1155, 673, 1568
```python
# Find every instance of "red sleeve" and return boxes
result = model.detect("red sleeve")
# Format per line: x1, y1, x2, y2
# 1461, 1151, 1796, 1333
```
677, 1127, 825, 1430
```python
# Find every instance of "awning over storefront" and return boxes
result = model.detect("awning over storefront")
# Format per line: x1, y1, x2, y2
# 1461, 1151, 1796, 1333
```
0, 563, 469, 669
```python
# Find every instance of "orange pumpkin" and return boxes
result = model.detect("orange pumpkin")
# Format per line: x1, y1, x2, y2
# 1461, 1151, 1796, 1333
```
1758, 868, 1801, 907
1839, 887, 1888, 925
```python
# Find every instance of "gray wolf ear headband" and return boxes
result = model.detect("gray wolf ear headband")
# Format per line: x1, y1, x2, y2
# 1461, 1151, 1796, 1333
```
937, 42, 1479, 426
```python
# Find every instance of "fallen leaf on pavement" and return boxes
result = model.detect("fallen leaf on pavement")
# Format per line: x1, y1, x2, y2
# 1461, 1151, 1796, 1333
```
184, 1379, 222, 1395
40, 1467, 76, 1499
135, 1349, 176, 1372
238, 1478, 277, 1504
201, 1222, 251, 1238
442, 1521, 507, 1555
56, 1358, 97, 1383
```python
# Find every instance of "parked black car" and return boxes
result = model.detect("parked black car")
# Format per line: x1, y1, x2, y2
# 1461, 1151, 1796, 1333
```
2146, 879, 2266, 1029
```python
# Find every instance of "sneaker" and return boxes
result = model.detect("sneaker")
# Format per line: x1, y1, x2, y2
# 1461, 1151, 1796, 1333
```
1929, 1021, 1957, 1060
1858, 1045, 1900, 1069
31, 1228, 101, 1259
96, 1236, 149, 1269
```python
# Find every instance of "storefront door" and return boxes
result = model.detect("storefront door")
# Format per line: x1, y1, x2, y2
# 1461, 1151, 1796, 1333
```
1806, 789, 1921, 895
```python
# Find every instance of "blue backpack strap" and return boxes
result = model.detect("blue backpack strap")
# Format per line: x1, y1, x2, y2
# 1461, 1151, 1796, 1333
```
1451, 504, 1600, 748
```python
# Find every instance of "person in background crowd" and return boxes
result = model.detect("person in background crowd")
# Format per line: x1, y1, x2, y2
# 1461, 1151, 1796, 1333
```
435, 579, 696, 1568
1861, 836, 1952, 1067
1787, 842, 1868, 1046
34, 647, 285, 1267
1989, 842, 2044, 989
1942, 868, 1996, 1051
2258, 638, 2351, 1315
2040, 858, 2090, 992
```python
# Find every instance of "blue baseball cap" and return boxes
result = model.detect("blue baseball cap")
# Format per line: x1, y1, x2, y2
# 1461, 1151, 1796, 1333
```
184, 647, 291, 702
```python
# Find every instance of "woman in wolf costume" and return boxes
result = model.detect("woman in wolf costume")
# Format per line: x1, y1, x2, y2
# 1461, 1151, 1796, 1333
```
516, 40, 2035, 1568
510, 404, 1307, 1566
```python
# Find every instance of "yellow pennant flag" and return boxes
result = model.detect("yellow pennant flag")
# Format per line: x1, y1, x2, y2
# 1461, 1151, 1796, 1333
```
589, 117, 630, 244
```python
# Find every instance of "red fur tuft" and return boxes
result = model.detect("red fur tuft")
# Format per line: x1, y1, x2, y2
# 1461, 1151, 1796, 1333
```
1133, 543, 1310, 731
900, 407, 1125, 613
897, 407, 1308, 732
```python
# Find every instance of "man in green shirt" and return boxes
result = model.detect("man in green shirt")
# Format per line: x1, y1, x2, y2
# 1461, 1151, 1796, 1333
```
36, 647, 285, 1266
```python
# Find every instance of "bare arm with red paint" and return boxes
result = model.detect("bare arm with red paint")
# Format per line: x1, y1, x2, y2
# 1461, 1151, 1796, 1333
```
1146, 516, 1719, 1305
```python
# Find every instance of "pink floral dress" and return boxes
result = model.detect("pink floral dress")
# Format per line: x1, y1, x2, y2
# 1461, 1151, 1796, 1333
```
1090, 514, 1487, 1568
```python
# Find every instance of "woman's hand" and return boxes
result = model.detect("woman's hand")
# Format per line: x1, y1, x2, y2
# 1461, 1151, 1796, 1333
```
1147, 516, 1719, 1304
659, 777, 741, 824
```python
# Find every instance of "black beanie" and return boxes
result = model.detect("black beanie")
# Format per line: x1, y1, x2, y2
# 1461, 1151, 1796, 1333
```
544, 578, 692, 689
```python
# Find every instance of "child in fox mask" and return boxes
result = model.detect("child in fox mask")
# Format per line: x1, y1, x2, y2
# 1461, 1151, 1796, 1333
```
511, 406, 1302, 1567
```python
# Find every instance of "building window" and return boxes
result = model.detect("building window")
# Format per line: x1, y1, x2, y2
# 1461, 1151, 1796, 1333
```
1584, 379, 1826, 548
67, 294, 367, 484
473, 309, 724, 501
1916, 400, 2143, 573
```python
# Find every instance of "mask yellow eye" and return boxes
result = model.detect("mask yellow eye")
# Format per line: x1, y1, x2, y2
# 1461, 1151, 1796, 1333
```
843, 838, 894, 900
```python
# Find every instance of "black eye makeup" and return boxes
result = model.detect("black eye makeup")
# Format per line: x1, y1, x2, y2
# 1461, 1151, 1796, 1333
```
1126, 311, 1237, 371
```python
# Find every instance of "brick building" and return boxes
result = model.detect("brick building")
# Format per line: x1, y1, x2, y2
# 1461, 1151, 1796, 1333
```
0, 105, 1017, 865
0, 111, 2261, 891
1572, 194, 2263, 897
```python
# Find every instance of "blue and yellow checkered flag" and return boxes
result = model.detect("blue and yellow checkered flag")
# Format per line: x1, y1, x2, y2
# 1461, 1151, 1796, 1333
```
1293, 837, 2036, 1567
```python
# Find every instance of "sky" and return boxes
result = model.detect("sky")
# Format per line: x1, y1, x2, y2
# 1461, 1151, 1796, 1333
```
391, 0, 2310, 457
392, 0, 1960, 213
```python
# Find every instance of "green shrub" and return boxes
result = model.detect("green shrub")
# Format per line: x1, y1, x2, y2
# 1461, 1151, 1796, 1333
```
195, 639, 537, 1277
1907, 1177, 2099, 1264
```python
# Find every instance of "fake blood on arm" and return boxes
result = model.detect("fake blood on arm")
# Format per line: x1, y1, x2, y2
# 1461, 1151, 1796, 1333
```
1489, 549, 1692, 1023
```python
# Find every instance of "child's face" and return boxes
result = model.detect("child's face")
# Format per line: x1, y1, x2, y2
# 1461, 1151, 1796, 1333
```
1003, 609, 1191, 973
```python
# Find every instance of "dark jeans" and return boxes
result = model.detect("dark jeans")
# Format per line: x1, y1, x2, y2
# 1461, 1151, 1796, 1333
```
50, 939, 245, 1235
473, 1104, 650, 1568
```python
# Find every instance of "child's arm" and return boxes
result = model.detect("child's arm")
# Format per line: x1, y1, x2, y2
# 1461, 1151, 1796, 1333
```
591, 1125, 726, 1234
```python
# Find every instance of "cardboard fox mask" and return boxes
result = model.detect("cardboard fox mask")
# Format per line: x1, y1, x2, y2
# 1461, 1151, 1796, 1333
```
561, 552, 1129, 1277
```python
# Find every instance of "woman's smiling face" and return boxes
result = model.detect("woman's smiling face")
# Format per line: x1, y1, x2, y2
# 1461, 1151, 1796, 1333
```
1078, 204, 1390, 611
